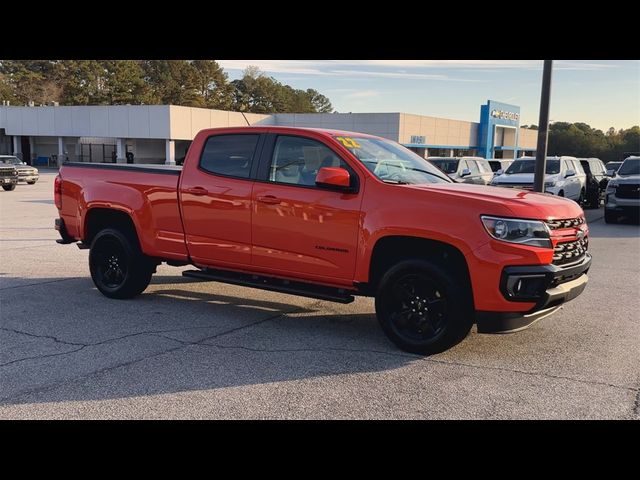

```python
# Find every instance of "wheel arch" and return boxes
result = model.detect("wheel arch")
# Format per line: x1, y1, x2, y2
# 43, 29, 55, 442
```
367, 235, 473, 303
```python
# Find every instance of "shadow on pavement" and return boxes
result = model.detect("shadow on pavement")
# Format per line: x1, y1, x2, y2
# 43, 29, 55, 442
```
0, 274, 416, 407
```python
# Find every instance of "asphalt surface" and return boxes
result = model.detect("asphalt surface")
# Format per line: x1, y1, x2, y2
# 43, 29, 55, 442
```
1, 172, 639, 419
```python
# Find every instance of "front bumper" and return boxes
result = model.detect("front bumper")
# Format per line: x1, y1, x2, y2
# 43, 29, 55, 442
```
476, 253, 591, 333
18, 174, 39, 182
1, 177, 17, 185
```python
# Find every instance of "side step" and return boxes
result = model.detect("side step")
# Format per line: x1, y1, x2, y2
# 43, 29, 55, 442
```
182, 268, 355, 304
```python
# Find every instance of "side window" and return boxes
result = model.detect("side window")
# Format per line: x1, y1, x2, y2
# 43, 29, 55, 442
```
459, 160, 468, 173
199, 134, 260, 179
467, 160, 480, 175
477, 160, 490, 174
573, 160, 584, 174
269, 135, 349, 187
562, 160, 571, 173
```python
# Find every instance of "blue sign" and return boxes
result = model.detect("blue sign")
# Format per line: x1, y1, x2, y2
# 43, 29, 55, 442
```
478, 100, 521, 159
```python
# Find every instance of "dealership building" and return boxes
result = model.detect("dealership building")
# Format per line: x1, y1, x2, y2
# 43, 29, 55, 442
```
0, 100, 536, 166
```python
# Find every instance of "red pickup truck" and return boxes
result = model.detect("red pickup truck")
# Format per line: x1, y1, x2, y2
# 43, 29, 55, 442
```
55, 126, 591, 354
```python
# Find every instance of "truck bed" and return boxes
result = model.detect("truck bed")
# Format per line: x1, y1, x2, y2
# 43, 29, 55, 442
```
59, 162, 188, 261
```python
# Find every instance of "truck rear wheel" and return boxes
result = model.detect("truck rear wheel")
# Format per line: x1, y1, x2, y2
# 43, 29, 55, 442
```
89, 228, 154, 299
375, 259, 473, 355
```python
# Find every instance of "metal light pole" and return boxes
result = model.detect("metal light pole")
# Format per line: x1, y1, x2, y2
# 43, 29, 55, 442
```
533, 60, 553, 193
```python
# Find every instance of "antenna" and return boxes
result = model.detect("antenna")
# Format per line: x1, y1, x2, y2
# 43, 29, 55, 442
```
241, 112, 251, 126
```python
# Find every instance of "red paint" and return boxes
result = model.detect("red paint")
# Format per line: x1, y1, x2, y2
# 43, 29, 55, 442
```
315, 167, 351, 188
56, 126, 588, 313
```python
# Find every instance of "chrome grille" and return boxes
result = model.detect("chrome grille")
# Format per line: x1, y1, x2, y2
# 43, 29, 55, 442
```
553, 237, 588, 266
546, 217, 585, 230
0, 168, 17, 178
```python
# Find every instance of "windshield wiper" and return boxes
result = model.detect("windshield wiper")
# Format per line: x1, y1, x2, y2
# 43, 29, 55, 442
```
382, 179, 410, 185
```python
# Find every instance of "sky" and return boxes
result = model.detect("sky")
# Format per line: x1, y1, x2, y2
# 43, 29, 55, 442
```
217, 60, 640, 131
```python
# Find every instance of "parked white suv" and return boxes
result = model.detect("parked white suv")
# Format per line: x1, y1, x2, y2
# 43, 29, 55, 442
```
491, 156, 587, 203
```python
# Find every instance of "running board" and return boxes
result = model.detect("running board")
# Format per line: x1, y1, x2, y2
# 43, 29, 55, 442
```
182, 268, 355, 304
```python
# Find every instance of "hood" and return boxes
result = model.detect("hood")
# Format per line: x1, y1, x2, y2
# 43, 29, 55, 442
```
15, 165, 37, 172
405, 183, 584, 220
493, 172, 556, 184
611, 174, 640, 184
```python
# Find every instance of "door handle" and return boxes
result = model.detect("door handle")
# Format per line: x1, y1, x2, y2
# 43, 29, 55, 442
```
186, 187, 208, 196
257, 195, 281, 205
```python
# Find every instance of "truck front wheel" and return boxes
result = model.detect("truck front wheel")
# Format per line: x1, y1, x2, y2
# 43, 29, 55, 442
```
89, 228, 154, 299
375, 260, 473, 355
2, 184, 16, 191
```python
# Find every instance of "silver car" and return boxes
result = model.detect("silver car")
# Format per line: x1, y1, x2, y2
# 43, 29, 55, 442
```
0, 155, 39, 184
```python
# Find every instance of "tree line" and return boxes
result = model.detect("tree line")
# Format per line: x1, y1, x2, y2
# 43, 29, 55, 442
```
0, 60, 334, 114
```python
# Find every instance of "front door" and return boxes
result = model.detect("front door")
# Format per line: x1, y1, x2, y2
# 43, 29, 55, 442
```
179, 132, 263, 268
251, 133, 362, 283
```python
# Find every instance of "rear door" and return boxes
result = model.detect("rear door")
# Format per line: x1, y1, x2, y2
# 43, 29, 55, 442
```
179, 132, 264, 268
250, 133, 362, 283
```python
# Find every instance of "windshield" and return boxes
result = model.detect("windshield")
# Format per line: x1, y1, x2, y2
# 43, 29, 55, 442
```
618, 159, 640, 176
430, 159, 460, 174
505, 159, 560, 175
334, 136, 452, 184
606, 162, 621, 171
0, 157, 21, 165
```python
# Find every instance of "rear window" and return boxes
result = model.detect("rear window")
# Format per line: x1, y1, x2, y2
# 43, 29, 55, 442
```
199, 134, 260, 178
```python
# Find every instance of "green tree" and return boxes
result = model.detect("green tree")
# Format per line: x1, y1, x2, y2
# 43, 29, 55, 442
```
306, 88, 333, 113
142, 60, 201, 106
104, 60, 151, 105
59, 60, 109, 105
191, 60, 233, 109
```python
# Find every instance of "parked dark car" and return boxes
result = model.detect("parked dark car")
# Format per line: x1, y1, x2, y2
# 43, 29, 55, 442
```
579, 158, 609, 208
0, 164, 18, 191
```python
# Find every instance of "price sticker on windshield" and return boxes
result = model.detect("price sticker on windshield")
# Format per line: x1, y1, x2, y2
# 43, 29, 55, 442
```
335, 136, 361, 149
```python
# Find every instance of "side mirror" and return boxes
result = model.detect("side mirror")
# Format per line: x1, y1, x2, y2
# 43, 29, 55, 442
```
460, 168, 471, 177
496, 169, 503, 175
315, 167, 352, 191
565, 169, 575, 178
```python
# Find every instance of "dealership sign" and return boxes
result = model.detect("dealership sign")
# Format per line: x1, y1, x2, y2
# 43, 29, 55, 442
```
410, 135, 426, 144
491, 109, 519, 121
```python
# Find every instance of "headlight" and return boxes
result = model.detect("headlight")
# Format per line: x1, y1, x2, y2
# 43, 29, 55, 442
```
544, 181, 556, 188
481, 216, 552, 248
606, 182, 617, 193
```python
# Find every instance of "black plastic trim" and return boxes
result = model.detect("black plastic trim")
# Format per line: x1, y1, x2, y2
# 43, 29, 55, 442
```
182, 268, 355, 304
499, 253, 591, 303
62, 162, 182, 175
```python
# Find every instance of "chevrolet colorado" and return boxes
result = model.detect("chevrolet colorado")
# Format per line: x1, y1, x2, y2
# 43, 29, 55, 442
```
54, 127, 591, 354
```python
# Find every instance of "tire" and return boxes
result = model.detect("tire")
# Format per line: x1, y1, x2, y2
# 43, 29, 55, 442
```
576, 188, 585, 205
375, 259, 474, 355
558, 190, 564, 197
604, 209, 618, 224
26, 181, 36, 185
89, 228, 154, 299
2, 184, 16, 191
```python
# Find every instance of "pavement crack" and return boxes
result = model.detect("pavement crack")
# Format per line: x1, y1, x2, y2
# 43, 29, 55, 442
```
0, 303, 314, 403
0, 327, 88, 347
0, 346, 87, 368
418, 357, 638, 393
0, 278, 79, 291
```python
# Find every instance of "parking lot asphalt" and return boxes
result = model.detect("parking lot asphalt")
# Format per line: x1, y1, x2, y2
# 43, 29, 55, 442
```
1, 171, 639, 419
